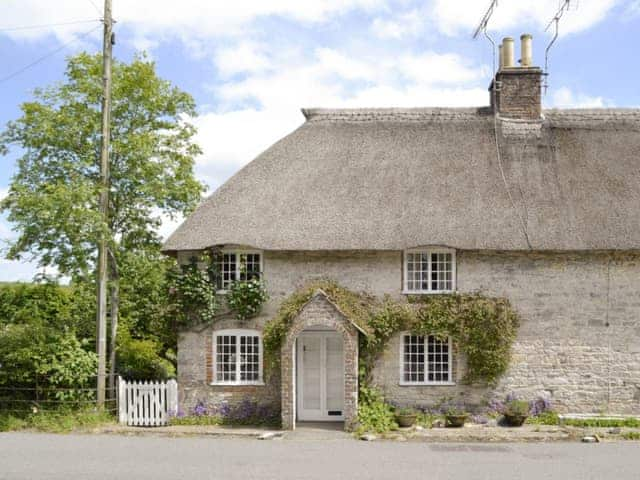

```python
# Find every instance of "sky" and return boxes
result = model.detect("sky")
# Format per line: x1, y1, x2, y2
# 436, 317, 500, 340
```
0, 0, 639, 281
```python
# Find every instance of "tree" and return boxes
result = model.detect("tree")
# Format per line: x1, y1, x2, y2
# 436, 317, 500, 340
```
0, 52, 205, 389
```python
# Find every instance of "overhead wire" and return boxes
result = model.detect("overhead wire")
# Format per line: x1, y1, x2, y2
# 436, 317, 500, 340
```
0, 24, 101, 85
0, 19, 99, 32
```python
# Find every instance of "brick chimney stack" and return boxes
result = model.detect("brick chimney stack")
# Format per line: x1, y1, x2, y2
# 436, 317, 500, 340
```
490, 34, 542, 120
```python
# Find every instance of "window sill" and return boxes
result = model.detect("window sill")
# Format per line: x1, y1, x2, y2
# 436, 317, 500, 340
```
209, 381, 265, 387
398, 381, 456, 387
402, 290, 455, 295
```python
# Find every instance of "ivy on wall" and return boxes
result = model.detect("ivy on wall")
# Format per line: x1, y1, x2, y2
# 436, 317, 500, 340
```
168, 252, 268, 326
263, 280, 520, 385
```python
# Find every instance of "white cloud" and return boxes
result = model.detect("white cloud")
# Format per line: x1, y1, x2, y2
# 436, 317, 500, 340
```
547, 86, 608, 108
214, 41, 272, 77
430, 0, 619, 37
0, 0, 387, 43
192, 45, 490, 191
371, 9, 424, 39
0, 188, 7, 202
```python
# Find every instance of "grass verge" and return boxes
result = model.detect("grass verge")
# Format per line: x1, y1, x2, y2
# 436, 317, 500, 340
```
0, 409, 115, 433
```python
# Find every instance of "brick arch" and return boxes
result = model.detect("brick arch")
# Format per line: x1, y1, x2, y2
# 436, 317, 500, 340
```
280, 291, 360, 430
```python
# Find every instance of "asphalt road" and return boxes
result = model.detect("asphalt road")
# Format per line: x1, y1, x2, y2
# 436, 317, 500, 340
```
1, 433, 639, 480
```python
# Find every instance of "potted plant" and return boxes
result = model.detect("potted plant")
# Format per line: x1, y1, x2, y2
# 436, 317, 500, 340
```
395, 407, 418, 428
445, 406, 469, 428
502, 399, 529, 427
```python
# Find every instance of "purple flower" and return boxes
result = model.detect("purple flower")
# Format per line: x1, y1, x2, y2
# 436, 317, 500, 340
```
529, 396, 552, 416
193, 401, 208, 416
471, 414, 489, 425
487, 398, 505, 415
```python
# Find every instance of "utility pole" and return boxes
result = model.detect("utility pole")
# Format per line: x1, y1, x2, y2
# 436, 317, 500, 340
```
96, 0, 113, 408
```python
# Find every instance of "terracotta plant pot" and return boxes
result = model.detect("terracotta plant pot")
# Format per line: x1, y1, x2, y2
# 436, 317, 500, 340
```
396, 414, 417, 428
445, 414, 468, 428
503, 414, 528, 427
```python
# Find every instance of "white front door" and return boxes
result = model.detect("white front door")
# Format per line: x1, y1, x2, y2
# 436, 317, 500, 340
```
296, 332, 345, 421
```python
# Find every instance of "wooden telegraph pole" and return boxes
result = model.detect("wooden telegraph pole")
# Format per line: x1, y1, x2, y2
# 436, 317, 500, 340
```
97, 0, 113, 408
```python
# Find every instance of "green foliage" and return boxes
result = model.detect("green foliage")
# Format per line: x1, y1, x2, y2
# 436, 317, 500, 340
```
562, 417, 640, 428
0, 52, 205, 277
0, 52, 205, 388
526, 411, 560, 425
356, 385, 398, 434
35, 334, 98, 401
263, 280, 377, 369
502, 400, 530, 417
0, 298, 97, 404
264, 281, 520, 388
0, 409, 114, 433
416, 412, 442, 428
169, 415, 222, 426
116, 328, 176, 381
226, 278, 268, 320
167, 256, 219, 328
395, 407, 418, 416
410, 294, 519, 384
622, 431, 640, 440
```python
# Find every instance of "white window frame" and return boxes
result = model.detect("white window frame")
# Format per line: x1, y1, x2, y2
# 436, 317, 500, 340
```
211, 329, 264, 386
214, 249, 263, 293
398, 332, 454, 386
402, 247, 456, 294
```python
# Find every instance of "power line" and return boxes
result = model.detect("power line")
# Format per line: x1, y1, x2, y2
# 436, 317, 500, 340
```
0, 24, 101, 85
86, 0, 103, 16
0, 19, 99, 32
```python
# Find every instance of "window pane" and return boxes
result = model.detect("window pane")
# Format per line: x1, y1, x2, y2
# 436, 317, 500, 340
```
240, 253, 262, 281
426, 335, 449, 382
216, 253, 237, 290
430, 252, 453, 291
216, 335, 237, 382
239, 335, 260, 382
403, 335, 425, 383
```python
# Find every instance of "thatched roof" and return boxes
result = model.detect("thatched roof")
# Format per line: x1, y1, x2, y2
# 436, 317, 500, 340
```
163, 107, 640, 253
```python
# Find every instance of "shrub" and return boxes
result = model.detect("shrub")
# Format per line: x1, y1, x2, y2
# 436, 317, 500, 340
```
356, 386, 398, 434
226, 278, 268, 320
167, 258, 218, 328
526, 411, 559, 425
116, 332, 176, 380
562, 417, 640, 428
503, 400, 530, 417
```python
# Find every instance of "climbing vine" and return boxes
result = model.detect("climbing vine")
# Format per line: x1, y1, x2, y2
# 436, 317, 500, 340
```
226, 278, 269, 321
168, 255, 219, 328
169, 251, 269, 326
263, 280, 520, 385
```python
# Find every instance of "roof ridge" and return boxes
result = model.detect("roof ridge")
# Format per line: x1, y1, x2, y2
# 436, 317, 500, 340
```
302, 107, 491, 122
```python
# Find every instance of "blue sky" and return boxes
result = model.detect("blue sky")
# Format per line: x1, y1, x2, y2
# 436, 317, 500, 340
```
1, 0, 639, 281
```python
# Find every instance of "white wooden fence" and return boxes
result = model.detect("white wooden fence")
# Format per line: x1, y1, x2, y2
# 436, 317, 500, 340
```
118, 377, 178, 426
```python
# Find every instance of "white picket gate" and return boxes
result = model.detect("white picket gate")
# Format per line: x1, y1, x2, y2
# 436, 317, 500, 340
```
118, 377, 178, 426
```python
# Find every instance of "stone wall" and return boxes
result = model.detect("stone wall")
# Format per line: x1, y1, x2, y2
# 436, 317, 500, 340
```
177, 249, 640, 420
177, 314, 280, 416
372, 251, 640, 414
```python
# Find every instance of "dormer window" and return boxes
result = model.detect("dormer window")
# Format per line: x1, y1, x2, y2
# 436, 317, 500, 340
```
403, 248, 455, 294
214, 250, 262, 291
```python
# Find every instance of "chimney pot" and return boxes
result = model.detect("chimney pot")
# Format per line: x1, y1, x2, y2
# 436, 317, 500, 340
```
502, 37, 515, 68
498, 44, 504, 70
520, 34, 533, 67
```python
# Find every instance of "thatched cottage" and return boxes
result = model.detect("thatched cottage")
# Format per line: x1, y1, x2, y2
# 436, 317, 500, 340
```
163, 36, 640, 430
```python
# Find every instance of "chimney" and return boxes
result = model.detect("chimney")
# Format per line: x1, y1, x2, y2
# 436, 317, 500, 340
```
490, 34, 542, 120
